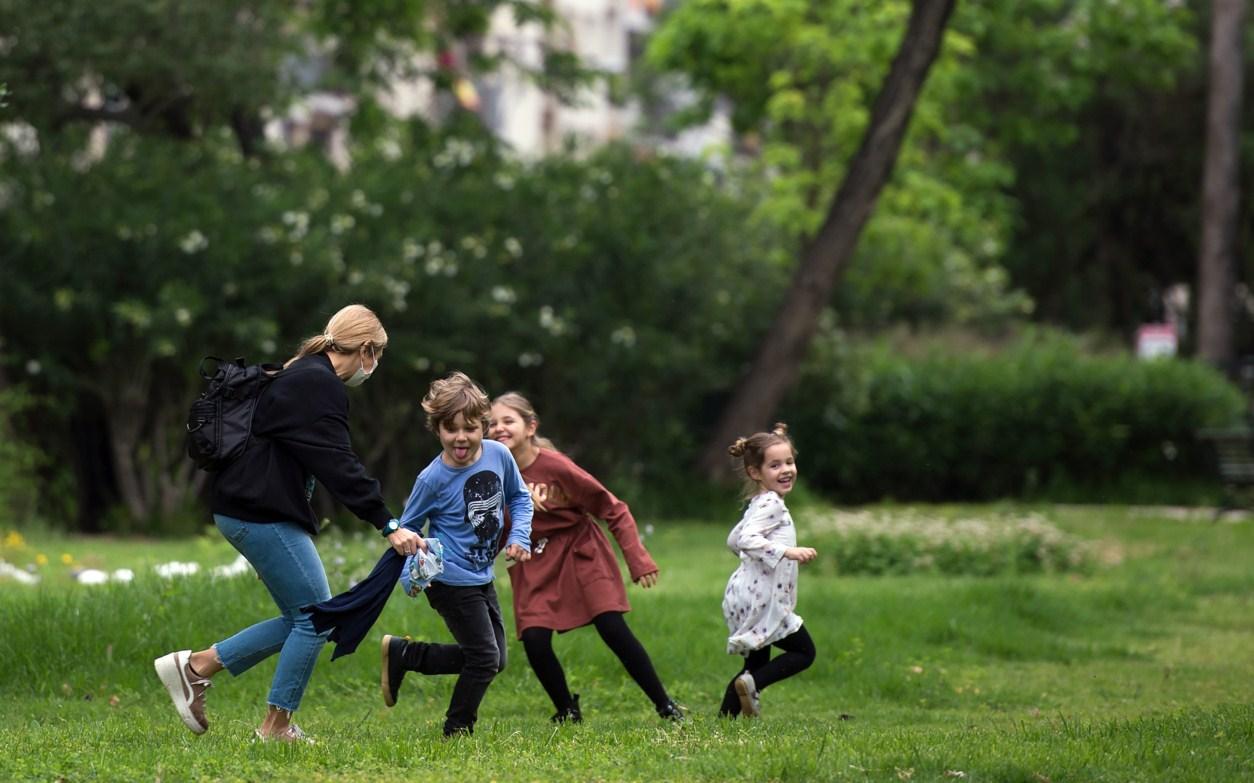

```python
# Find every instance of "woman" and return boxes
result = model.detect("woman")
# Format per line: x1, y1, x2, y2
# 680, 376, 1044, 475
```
490, 392, 683, 722
154, 304, 422, 742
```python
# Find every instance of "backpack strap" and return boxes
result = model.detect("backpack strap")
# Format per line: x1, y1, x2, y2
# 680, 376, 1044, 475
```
197, 356, 227, 381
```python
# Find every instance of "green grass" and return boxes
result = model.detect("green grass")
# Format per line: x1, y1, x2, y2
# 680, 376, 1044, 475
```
1, 506, 1252, 781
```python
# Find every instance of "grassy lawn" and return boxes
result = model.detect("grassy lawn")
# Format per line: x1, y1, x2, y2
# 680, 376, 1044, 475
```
0, 505, 1251, 782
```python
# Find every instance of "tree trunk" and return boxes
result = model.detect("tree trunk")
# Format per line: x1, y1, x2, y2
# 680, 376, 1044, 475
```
101, 367, 153, 522
698, 0, 957, 478
1196, 0, 1245, 367
102, 367, 207, 525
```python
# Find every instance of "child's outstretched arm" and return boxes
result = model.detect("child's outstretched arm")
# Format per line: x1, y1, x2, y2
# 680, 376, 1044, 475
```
501, 454, 533, 562
784, 546, 818, 563
562, 459, 659, 583
398, 475, 436, 551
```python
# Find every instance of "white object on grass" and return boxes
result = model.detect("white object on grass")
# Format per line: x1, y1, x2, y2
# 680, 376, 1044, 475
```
154, 561, 201, 578
0, 560, 40, 585
75, 568, 110, 585
211, 555, 251, 579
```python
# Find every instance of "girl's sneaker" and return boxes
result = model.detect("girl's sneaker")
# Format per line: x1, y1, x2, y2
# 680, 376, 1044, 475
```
550, 693, 582, 724
657, 699, 687, 722
734, 672, 760, 717
153, 650, 211, 734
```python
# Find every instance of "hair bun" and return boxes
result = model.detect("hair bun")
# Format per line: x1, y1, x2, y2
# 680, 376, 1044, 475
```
727, 437, 749, 457
771, 422, 789, 437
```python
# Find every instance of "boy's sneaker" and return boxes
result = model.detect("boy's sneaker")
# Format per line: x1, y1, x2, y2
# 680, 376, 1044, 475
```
658, 699, 687, 722
550, 693, 582, 724
734, 672, 760, 717
380, 634, 410, 707
154, 650, 211, 734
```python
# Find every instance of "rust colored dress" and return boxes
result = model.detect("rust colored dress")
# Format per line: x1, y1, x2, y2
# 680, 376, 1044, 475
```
507, 448, 658, 637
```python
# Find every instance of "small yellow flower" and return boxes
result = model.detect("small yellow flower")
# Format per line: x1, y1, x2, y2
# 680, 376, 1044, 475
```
60, 553, 74, 565
35, 553, 48, 566
4, 531, 26, 549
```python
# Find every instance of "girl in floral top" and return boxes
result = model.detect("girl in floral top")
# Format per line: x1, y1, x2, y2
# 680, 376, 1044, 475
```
719, 422, 817, 718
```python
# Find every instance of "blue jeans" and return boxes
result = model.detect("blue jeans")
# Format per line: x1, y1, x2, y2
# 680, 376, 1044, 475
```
212, 514, 332, 713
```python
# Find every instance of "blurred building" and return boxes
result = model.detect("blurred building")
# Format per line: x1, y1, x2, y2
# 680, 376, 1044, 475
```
286, 0, 729, 161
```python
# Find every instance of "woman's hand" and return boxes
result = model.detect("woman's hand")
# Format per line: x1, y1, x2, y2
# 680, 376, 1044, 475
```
635, 571, 659, 589
784, 546, 817, 563
387, 528, 426, 557
504, 543, 531, 563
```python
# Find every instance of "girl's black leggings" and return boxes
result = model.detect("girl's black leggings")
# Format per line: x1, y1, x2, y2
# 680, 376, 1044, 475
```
520, 612, 670, 711
719, 624, 816, 716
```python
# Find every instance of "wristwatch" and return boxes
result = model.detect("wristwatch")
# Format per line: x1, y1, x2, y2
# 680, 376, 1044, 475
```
382, 519, 400, 537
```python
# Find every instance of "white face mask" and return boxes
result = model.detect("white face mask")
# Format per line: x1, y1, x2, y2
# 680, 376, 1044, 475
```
345, 345, 377, 387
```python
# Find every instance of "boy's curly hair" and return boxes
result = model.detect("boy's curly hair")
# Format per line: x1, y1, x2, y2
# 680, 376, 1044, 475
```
423, 371, 491, 434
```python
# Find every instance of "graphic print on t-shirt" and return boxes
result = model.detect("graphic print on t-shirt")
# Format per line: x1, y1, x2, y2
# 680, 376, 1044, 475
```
463, 470, 503, 568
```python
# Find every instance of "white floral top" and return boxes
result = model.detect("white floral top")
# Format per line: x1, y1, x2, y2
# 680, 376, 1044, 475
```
722, 491, 803, 655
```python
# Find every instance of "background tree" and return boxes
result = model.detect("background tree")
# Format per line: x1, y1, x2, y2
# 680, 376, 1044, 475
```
1196, 0, 1246, 367
0, 0, 575, 529
646, 0, 961, 477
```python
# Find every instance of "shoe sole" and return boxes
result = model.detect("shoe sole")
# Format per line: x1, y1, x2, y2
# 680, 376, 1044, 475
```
154, 651, 207, 734
734, 676, 760, 718
380, 635, 396, 708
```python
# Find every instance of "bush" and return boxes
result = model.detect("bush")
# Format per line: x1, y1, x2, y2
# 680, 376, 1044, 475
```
0, 388, 47, 527
0, 126, 791, 530
788, 330, 1246, 503
804, 509, 1095, 576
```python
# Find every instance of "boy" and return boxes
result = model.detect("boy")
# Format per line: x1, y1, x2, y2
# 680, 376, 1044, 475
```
380, 371, 533, 736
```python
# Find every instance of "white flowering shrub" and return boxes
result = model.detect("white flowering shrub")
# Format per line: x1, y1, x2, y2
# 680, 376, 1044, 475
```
803, 509, 1094, 576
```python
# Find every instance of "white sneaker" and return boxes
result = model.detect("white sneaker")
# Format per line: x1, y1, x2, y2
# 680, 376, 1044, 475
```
734, 672, 760, 717
254, 724, 315, 744
154, 650, 211, 734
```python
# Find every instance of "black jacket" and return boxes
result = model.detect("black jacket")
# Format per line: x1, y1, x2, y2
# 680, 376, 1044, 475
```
211, 353, 393, 535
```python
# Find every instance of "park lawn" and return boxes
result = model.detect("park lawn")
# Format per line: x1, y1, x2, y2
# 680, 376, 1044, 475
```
0, 505, 1251, 782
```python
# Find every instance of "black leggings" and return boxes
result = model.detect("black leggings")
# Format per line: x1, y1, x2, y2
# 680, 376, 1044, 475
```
521, 612, 670, 711
719, 624, 816, 716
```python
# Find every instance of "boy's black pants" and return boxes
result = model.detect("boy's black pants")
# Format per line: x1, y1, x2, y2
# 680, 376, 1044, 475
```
399, 581, 507, 735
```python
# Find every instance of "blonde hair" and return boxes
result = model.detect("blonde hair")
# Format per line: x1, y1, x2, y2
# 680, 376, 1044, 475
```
423, 372, 491, 434
286, 304, 388, 368
492, 392, 557, 450
728, 422, 795, 495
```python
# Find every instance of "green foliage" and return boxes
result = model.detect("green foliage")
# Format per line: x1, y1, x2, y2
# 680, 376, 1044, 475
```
951, 0, 1213, 333
0, 0, 590, 170
788, 330, 1247, 503
0, 122, 787, 525
0, 388, 46, 525
0, 0, 294, 137
643, 0, 1246, 338
645, 0, 1030, 330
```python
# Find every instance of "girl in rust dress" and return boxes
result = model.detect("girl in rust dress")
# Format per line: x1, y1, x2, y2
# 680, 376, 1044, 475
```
490, 392, 683, 722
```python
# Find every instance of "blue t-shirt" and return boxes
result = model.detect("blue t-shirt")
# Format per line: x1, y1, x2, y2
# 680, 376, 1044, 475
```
398, 439, 533, 586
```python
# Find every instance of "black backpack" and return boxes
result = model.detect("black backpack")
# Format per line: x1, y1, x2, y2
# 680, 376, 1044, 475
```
186, 356, 282, 472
